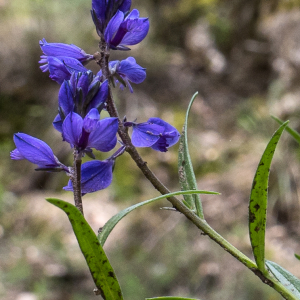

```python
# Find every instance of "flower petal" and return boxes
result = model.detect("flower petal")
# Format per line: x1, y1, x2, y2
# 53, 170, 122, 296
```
39, 39, 93, 62
120, 17, 149, 46
147, 118, 180, 151
88, 117, 118, 151
105, 10, 124, 46
118, 57, 146, 84
62, 112, 83, 146
58, 81, 74, 116
53, 114, 63, 133
11, 133, 60, 168
86, 79, 108, 111
63, 159, 114, 193
83, 108, 100, 133
92, 0, 106, 26
131, 122, 164, 147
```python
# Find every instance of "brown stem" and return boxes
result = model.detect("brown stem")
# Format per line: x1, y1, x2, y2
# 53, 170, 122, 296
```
71, 150, 83, 215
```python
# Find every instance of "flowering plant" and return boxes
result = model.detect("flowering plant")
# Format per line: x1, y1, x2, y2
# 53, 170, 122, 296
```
10, 1, 300, 300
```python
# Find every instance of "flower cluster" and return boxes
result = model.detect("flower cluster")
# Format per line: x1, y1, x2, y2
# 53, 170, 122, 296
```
11, 0, 180, 195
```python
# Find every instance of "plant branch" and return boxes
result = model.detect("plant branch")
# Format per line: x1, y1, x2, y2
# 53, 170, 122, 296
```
71, 150, 83, 215
97, 40, 297, 300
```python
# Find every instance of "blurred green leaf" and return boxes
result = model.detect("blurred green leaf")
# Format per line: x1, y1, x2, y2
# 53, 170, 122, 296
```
295, 254, 300, 261
249, 121, 289, 272
146, 297, 202, 300
272, 116, 299, 144
266, 260, 300, 298
46, 198, 123, 300
178, 92, 204, 219
98, 190, 219, 246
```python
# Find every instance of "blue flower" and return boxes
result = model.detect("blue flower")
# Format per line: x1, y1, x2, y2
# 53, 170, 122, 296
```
98, 57, 146, 92
104, 9, 149, 50
39, 56, 88, 84
39, 39, 94, 63
10, 133, 67, 171
61, 108, 118, 154
125, 118, 180, 152
91, 0, 131, 36
63, 145, 126, 194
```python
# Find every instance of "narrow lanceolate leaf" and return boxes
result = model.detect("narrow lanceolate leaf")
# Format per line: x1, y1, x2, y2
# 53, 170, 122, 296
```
295, 254, 300, 261
272, 116, 300, 144
46, 198, 123, 300
249, 121, 289, 273
266, 260, 300, 298
178, 92, 204, 219
98, 190, 219, 246
146, 297, 202, 300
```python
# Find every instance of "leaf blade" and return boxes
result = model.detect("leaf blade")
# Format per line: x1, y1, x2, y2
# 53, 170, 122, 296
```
99, 190, 219, 246
178, 92, 204, 218
266, 260, 300, 298
46, 198, 123, 300
249, 121, 289, 272
272, 116, 300, 144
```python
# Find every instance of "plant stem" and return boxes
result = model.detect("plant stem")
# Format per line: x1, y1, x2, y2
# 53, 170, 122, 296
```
72, 150, 83, 215
98, 40, 298, 300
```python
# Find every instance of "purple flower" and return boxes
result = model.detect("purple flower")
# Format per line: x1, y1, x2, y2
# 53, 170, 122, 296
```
39, 39, 93, 63
61, 108, 118, 154
10, 133, 66, 171
91, 0, 131, 36
104, 9, 149, 50
98, 57, 146, 92
39, 56, 88, 84
63, 145, 126, 194
125, 117, 180, 152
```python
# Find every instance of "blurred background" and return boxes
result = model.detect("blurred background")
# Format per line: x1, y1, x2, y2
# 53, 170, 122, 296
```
1, 0, 300, 299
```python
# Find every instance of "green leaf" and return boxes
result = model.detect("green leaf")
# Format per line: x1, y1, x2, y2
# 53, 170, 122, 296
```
178, 92, 204, 219
272, 116, 300, 144
249, 121, 289, 272
266, 260, 300, 298
46, 198, 123, 300
146, 297, 202, 300
98, 190, 219, 246
295, 254, 300, 261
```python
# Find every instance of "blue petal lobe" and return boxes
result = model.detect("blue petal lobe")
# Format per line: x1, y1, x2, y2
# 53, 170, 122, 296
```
83, 108, 100, 133
131, 123, 164, 147
58, 81, 74, 116
63, 159, 114, 193
120, 17, 149, 46
53, 114, 63, 133
105, 10, 124, 45
88, 117, 118, 151
12, 133, 59, 168
62, 112, 83, 146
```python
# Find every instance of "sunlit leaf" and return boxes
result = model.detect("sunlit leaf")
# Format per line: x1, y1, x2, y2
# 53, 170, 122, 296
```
98, 190, 219, 246
272, 116, 300, 144
178, 92, 204, 218
266, 260, 300, 298
46, 198, 123, 300
249, 121, 289, 272
295, 254, 300, 261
